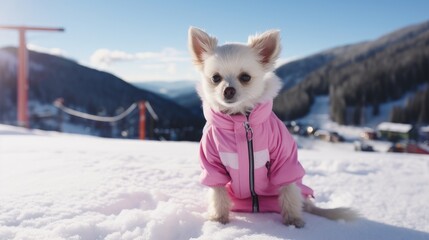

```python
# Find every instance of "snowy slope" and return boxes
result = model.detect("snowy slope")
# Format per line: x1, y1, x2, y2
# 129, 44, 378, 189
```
0, 49, 17, 74
0, 125, 428, 240
298, 96, 366, 140
134, 81, 197, 99
298, 94, 427, 140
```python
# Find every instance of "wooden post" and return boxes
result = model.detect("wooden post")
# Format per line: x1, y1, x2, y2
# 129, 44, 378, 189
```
139, 101, 146, 140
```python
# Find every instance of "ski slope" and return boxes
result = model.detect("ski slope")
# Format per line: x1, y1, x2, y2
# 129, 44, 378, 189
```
0, 124, 428, 240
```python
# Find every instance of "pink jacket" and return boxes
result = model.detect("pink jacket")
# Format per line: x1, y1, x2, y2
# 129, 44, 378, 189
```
199, 101, 313, 213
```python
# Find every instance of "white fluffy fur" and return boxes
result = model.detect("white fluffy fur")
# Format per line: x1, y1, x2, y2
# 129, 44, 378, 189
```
189, 27, 282, 114
189, 27, 358, 227
188, 27, 218, 70
196, 71, 282, 114
303, 199, 360, 221
279, 184, 305, 228
247, 30, 281, 71
208, 186, 231, 224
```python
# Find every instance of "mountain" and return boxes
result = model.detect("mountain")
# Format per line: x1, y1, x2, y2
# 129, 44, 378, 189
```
274, 52, 336, 91
134, 80, 202, 117
134, 80, 197, 98
0, 47, 204, 140
273, 20, 429, 125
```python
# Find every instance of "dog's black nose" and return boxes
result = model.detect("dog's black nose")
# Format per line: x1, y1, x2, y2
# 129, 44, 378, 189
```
224, 87, 236, 100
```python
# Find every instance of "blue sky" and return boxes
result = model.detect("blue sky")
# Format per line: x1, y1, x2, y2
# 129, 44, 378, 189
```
0, 0, 428, 82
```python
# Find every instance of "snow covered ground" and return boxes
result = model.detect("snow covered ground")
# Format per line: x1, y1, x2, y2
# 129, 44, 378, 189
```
0, 124, 428, 240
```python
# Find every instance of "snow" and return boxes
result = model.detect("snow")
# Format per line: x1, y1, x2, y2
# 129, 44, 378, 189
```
421, 126, 429, 132
0, 49, 16, 64
0, 49, 17, 74
299, 96, 367, 140
377, 122, 412, 133
0, 48, 44, 73
1, 124, 429, 240
299, 92, 428, 140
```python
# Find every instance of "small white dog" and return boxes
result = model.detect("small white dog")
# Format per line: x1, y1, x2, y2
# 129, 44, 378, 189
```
189, 27, 357, 227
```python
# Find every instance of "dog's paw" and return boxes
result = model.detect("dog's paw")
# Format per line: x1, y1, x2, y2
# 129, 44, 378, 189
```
209, 214, 230, 224
283, 217, 305, 228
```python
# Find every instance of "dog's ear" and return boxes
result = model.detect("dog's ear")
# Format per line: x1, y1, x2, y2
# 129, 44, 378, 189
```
188, 27, 218, 69
248, 30, 281, 70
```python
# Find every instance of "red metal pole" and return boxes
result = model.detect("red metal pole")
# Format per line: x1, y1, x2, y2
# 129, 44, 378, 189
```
139, 101, 146, 140
0, 25, 64, 128
17, 29, 28, 128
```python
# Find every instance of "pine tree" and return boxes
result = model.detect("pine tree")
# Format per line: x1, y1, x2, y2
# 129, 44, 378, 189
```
418, 87, 429, 123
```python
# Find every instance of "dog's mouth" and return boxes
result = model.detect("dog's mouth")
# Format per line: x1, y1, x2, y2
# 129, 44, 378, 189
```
215, 95, 238, 106
223, 98, 236, 104
220, 97, 244, 108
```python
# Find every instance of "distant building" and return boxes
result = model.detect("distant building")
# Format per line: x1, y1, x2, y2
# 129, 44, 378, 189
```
376, 122, 416, 142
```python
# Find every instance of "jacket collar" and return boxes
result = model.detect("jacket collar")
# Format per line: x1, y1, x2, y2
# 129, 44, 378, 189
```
203, 101, 273, 130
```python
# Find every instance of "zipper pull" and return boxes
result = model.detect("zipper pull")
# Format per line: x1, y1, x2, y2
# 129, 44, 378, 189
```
244, 121, 253, 141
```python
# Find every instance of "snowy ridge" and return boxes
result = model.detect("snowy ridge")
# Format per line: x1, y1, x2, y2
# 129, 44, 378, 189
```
0, 47, 45, 74
0, 49, 17, 74
134, 80, 197, 99
0, 124, 428, 239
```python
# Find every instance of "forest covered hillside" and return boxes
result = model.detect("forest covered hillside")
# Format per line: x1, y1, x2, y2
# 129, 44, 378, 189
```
273, 20, 429, 125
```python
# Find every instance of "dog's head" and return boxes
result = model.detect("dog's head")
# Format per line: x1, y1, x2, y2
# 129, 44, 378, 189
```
188, 27, 282, 115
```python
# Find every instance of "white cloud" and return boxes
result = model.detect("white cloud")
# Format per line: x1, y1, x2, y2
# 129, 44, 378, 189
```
90, 48, 189, 67
166, 63, 177, 75
87, 49, 301, 83
135, 51, 161, 60
140, 63, 166, 70
89, 48, 195, 82
90, 49, 134, 69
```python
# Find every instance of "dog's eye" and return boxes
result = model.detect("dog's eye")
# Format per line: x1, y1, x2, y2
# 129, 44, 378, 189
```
211, 74, 222, 83
239, 73, 251, 83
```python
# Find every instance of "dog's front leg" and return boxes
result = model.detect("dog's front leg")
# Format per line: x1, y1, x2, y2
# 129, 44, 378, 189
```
279, 183, 305, 228
208, 186, 231, 224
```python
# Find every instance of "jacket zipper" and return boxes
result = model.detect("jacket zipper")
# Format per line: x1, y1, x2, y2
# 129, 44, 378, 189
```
244, 113, 259, 212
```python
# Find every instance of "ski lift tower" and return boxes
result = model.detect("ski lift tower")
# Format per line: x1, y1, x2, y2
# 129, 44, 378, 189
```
0, 25, 64, 128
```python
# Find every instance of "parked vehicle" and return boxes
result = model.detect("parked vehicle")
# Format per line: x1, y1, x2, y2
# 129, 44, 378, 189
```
314, 130, 345, 143
284, 121, 318, 137
354, 141, 375, 152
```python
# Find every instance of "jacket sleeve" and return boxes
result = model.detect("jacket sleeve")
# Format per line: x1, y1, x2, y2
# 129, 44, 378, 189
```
199, 127, 231, 187
268, 116, 306, 187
